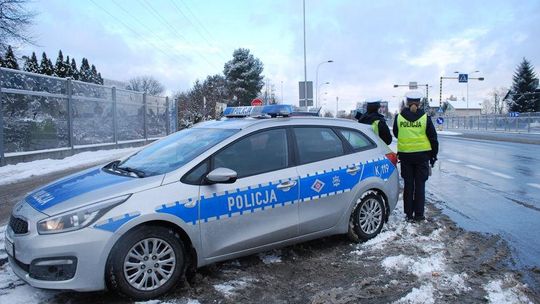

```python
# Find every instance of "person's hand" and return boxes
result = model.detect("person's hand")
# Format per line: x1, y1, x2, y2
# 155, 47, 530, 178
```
430, 156, 437, 167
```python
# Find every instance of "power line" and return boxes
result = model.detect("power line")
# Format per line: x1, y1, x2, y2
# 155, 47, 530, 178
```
110, 0, 192, 63
138, 0, 219, 70
89, 0, 187, 66
169, 0, 228, 61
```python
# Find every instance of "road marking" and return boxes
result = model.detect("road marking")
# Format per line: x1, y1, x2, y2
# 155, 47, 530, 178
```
528, 183, 540, 190
447, 159, 462, 164
488, 171, 514, 179
465, 164, 485, 171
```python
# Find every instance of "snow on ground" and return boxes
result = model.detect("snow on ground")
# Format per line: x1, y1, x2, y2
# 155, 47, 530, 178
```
0, 147, 139, 186
352, 202, 533, 303
438, 131, 462, 135
257, 249, 282, 264
213, 277, 256, 298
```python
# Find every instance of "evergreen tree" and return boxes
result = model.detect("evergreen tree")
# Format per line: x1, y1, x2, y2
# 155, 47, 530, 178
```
223, 48, 264, 106
39, 52, 54, 75
0, 54, 4, 67
70, 58, 79, 80
54, 50, 68, 78
64, 55, 73, 78
508, 58, 538, 112
97, 72, 103, 85
90, 64, 99, 84
23, 51, 39, 73
79, 58, 91, 82
4, 45, 19, 69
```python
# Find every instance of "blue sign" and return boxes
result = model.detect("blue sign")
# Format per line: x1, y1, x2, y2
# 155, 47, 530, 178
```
509, 112, 520, 117
458, 73, 468, 83
436, 117, 444, 125
437, 107, 444, 113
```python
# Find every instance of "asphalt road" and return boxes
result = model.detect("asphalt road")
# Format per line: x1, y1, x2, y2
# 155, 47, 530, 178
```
428, 135, 540, 268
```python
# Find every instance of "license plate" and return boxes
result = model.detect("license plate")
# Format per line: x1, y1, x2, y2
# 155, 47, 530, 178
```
5, 239, 14, 258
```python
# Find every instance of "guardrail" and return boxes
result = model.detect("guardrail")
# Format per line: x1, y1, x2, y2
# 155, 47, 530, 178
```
0, 67, 174, 166
437, 113, 540, 133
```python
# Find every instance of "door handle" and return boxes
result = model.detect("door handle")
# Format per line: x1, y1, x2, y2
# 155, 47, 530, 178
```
276, 180, 297, 191
346, 166, 360, 175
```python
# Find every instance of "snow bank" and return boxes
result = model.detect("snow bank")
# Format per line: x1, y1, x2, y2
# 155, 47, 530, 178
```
0, 147, 139, 186
484, 276, 533, 304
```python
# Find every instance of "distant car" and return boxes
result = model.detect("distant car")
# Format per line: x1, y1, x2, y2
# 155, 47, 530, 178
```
6, 105, 399, 300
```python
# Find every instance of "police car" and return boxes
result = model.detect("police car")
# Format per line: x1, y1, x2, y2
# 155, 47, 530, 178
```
5, 105, 399, 300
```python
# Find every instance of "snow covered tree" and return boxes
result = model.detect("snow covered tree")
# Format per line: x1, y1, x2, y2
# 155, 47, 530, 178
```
23, 51, 39, 72
54, 50, 69, 78
79, 57, 91, 82
63, 55, 73, 78
39, 52, 54, 75
70, 58, 79, 80
508, 58, 538, 112
90, 64, 99, 84
97, 72, 103, 85
223, 48, 264, 106
127, 76, 165, 95
4, 45, 19, 69
0, 53, 4, 67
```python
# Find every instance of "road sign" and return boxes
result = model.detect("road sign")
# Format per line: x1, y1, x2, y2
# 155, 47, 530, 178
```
437, 107, 444, 113
251, 98, 263, 106
458, 74, 468, 83
436, 117, 444, 125
298, 81, 313, 107
409, 82, 418, 90
509, 112, 520, 117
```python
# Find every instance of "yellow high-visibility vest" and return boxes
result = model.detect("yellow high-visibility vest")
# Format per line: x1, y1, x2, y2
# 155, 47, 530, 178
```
397, 114, 432, 153
371, 120, 379, 135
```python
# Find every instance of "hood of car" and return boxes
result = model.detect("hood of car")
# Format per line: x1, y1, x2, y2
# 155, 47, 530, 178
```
25, 166, 163, 216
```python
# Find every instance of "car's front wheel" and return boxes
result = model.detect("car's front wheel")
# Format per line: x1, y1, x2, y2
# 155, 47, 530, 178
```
106, 225, 186, 300
348, 192, 386, 242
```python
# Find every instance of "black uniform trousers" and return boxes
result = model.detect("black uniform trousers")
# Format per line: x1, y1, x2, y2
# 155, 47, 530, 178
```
400, 159, 429, 217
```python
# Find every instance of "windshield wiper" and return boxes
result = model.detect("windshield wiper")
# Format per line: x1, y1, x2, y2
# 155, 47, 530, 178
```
116, 166, 146, 178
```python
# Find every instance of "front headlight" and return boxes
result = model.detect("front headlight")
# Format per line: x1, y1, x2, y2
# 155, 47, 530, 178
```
37, 194, 131, 234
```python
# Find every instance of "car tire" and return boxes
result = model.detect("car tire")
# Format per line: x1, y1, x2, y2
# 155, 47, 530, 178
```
348, 193, 386, 242
106, 225, 186, 300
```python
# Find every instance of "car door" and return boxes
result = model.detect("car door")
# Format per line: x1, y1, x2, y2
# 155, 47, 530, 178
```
293, 126, 378, 235
199, 128, 300, 258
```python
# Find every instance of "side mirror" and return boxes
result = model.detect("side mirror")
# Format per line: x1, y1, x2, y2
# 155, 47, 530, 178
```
205, 167, 238, 184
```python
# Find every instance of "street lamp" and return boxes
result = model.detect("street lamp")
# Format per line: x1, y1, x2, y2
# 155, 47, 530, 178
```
454, 70, 484, 109
315, 60, 333, 107
317, 81, 330, 102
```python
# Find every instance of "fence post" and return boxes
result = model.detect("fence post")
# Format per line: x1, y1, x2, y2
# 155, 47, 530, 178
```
112, 87, 118, 147
143, 93, 148, 141
0, 68, 5, 166
477, 116, 480, 130
67, 78, 74, 151
528, 112, 531, 133
165, 97, 170, 135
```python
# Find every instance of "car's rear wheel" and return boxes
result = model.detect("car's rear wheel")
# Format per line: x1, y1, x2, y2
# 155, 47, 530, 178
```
348, 192, 386, 242
107, 225, 186, 300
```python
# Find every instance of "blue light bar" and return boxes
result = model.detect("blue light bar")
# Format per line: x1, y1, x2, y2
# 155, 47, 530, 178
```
223, 105, 293, 118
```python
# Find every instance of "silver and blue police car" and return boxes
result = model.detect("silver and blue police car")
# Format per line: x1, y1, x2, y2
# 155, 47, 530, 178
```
5, 105, 399, 300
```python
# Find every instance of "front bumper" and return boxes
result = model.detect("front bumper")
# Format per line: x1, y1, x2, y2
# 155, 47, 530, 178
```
6, 223, 112, 291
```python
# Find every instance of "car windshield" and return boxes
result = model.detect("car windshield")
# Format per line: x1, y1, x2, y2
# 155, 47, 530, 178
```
117, 128, 238, 176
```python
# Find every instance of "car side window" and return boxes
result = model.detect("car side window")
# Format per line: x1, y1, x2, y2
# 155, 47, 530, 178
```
213, 129, 288, 178
293, 127, 344, 164
338, 129, 376, 151
182, 160, 209, 184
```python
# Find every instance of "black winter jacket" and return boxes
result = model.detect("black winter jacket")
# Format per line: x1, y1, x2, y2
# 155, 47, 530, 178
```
392, 108, 439, 162
358, 112, 392, 145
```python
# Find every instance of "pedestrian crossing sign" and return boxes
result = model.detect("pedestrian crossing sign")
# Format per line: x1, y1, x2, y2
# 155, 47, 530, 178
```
458, 74, 468, 83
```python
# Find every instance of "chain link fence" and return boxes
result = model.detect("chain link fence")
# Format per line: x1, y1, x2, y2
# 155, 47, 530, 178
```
0, 68, 174, 165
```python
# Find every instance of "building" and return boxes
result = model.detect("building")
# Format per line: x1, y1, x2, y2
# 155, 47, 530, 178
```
443, 100, 482, 116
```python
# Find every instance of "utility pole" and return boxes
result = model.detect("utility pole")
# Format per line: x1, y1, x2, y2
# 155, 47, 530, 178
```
303, 0, 308, 107
335, 96, 339, 118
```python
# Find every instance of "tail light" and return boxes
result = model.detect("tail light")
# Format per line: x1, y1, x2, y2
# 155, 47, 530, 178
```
385, 152, 398, 167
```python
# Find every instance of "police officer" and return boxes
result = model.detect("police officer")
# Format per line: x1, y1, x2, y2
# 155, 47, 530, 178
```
356, 101, 392, 145
393, 91, 438, 222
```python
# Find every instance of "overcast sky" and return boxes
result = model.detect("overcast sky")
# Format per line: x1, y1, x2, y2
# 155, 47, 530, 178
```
15, 0, 540, 113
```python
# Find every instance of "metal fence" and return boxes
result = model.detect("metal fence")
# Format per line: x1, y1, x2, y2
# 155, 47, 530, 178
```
0, 67, 173, 165
439, 113, 540, 133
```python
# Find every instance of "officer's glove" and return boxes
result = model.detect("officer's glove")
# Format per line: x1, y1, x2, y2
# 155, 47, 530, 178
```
429, 156, 437, 167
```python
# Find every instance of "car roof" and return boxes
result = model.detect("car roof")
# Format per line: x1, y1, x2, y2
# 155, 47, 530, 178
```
193, 117, 367, 131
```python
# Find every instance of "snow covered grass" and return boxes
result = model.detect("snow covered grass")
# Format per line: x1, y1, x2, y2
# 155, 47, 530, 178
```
484, 275, 534, 304
0, 147, 139, 186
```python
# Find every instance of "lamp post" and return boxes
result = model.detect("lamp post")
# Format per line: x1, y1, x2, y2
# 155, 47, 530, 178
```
317, 81, 330, 103
315, 60, 333, 107
280, 81, 283, 103
454, 70, 484, 109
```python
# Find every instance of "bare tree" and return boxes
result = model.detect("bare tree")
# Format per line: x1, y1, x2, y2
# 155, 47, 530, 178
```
0, 0, 36, 51
126, 76, 165, 96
